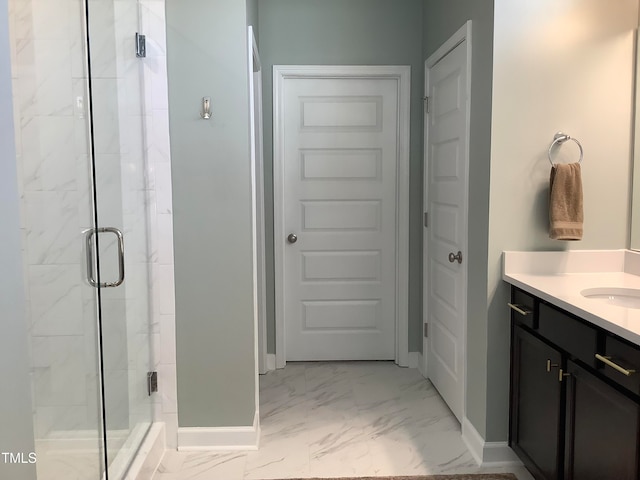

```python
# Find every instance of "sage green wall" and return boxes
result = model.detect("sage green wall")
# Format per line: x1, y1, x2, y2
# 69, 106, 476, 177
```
166, 0, 256, 427
487, 0, 637, 441
258, 0, 425, 354
247, 0, 259, 43
424, 0, 638, 443
0, 1, 36, 476
423, 0, 494, 439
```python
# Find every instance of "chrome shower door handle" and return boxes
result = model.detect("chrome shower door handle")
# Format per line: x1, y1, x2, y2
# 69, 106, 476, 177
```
84, 228, 99, 287
83, 227, 125, 288
101, 227, 125, 287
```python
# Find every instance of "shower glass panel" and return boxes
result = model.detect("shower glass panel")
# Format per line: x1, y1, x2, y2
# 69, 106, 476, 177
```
86, 0, 154, 476
8, 0, 105, 477
7, 0, 153, 477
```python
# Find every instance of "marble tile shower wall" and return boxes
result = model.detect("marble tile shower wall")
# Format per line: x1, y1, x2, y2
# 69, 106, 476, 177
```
9, 0, 101, 439
7, 0, 177, 447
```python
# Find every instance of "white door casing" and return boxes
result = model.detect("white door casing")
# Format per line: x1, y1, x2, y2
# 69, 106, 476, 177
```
424, 22, 471, 422
248, 26, 267, 380
274, 65, 410, 367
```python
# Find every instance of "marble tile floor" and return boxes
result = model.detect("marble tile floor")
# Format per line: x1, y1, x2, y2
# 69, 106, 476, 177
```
152, 362, 534, 480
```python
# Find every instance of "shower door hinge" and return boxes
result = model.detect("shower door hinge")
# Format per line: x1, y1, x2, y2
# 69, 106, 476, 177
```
147, 371, 158, 396
135, 33, 146, 58
424, 323, 428, 338
424, 212, 428, 227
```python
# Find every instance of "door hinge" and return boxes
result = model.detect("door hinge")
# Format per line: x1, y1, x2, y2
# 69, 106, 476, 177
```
147, 371, 158, 396
135, 33, 146, 58
424, 322, 428, 338
424, 212, 428, 227
423, 96, 430, 113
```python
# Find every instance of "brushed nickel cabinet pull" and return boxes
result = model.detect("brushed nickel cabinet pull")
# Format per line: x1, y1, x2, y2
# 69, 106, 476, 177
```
547, 359, 559, 372
559, 368, 571, 382
508, 303, 532, 316
595, 354, 636, 377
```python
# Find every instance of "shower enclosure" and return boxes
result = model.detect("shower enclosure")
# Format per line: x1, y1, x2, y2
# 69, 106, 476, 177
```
8, 0, 157, 477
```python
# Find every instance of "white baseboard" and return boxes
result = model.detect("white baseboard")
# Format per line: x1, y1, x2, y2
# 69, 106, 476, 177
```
461, 417, 522, 467
178, 411, 260, 451
418, 353, 427, 378
407, 351, 420, 368
407, 351, 428, 379
461, 416, 484, 465
266, 354, 276, 371
409, 351, 429, 378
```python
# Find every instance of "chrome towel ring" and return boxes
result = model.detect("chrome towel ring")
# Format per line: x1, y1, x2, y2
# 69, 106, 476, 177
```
548, 132, 583, 166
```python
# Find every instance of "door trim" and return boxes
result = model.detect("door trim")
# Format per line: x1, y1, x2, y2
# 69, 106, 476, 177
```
273, 65, 411, 368
248, 27, 266, 427
423, 21, 472, 416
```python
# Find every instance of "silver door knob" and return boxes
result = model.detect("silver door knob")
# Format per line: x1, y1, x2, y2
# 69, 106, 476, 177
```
448, 251, 462, 264
287, 233, 298, 244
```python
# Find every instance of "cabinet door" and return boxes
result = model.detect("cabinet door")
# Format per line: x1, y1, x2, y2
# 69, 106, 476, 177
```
564, 360, 640, 480
511, 325, 563, 479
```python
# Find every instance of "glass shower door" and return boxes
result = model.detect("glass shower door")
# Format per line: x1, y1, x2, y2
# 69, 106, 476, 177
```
7, 0, 153, 475
7, 0, 106, 478
84, 0, 154, 476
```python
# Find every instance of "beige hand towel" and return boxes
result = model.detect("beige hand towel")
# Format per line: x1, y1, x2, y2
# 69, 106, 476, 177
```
549, 163, 583, 240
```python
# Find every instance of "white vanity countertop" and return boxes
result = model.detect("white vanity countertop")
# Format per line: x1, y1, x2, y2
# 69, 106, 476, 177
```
503, 249, 640, 345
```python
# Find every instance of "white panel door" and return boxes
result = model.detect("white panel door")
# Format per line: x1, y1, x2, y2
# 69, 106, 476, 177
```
426, 38, 469, 421
281, 76, 399, 361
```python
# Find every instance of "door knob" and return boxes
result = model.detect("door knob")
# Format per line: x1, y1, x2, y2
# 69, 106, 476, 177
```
448, 251, 462, 264
287, 233, 298, 244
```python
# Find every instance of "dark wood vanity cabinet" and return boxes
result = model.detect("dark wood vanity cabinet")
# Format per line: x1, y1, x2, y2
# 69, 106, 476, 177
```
509, 286, 640, 480
511, 325, 563, 479
564, 360, 639, 480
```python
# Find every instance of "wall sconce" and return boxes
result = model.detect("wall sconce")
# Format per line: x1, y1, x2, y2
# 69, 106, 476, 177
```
201, 97, 212, 119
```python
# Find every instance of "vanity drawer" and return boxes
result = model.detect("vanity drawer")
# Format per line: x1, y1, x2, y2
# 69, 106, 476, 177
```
600, 334, 640, 395
508, 288, 536, 329
538, 303, 597, 366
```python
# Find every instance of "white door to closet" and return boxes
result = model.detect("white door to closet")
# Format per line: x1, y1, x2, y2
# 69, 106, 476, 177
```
278, 72, 399, 361
425, 31, 470, 421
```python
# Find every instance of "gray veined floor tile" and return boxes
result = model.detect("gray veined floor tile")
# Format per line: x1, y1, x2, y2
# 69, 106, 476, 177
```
155, 451, 246, 480
153, 361, 532, 480
244, 434, 310, 480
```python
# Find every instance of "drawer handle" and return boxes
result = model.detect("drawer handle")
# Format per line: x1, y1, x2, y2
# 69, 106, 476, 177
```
558, 368, 571, 382
595, 354, 636, 377
508, 303, 532, 316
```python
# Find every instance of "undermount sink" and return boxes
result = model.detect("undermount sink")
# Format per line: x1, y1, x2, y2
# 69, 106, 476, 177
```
581, 287, 640, 309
